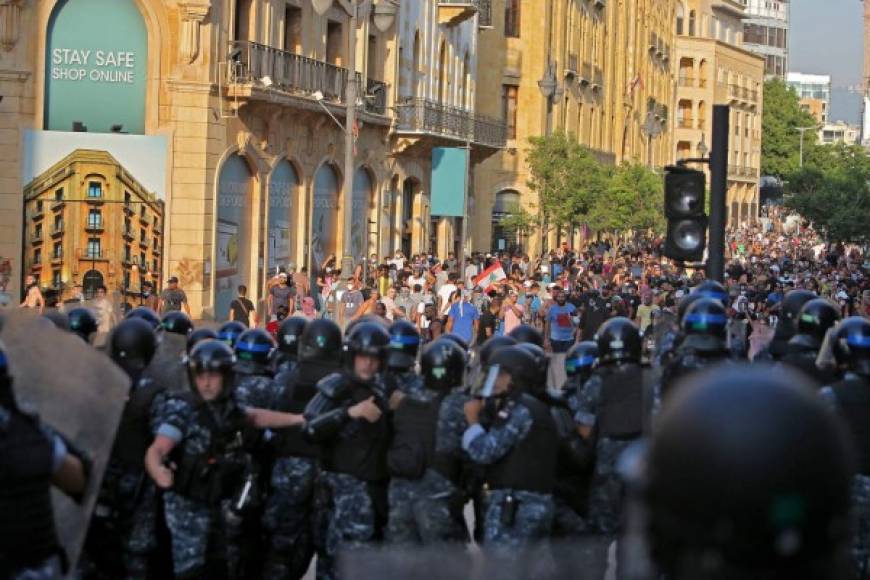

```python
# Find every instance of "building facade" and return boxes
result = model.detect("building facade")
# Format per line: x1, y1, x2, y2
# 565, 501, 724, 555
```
673, 0, 765, 225
820, 121, 860, 145
740, 0, 789, 78
1, 0, 503, 319
472, 0, 677, 255
787, 72, 831, 125
23, 150, 164, 303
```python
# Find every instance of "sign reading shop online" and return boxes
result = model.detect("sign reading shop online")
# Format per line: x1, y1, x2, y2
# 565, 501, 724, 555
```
51, 49, 137, 83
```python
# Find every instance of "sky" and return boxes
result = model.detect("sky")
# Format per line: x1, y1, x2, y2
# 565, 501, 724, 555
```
20, 130, 168, 199
790, 0, 865, 123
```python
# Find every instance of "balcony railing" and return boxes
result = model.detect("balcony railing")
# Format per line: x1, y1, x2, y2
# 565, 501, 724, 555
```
51, 224, 64, 237
678, 76, 695, 87
677, 118, 695, 129
229, 40, 389, 117
395, 98, 506, 148
438, 0, 483, 25
85, 221, 104, 232
31, 233, 43, 244
79, 248, 108, 261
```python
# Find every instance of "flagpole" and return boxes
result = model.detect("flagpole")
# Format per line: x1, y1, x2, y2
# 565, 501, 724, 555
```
459, 139, 471, 283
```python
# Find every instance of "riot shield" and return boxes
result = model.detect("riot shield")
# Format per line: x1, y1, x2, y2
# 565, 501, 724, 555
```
0, 309, 129, 576
144, 332, 189, 394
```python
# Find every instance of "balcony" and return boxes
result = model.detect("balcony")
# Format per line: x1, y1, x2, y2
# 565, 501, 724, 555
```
227, 41, 389, 118
51, 199, 65, 211
31, 206, 44, 221
50, 224, 64, 237
438, 0, 482, 26
51, 253, 63, 265
579, 63, 592, 86
677, 118, 695, 129
85, 221, 104, 233
565, 53, 579, 79
85, 195, 104, 205
678, 76, 696, 88
79, 248, 109, 261
139, 213, 150, 225
31, 232, 43, 245
728, 165, 758, 180
123, 203, 134, 216
394, 98, 506, 149
123, 227, 134, 241
139, 238, 149, 249
592, 67, 603, 94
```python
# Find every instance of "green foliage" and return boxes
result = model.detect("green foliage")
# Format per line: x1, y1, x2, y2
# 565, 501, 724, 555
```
524, 133, 664, 236
498, 206, 538, 236
784, 143, 870, 244
761, 79, 819, 178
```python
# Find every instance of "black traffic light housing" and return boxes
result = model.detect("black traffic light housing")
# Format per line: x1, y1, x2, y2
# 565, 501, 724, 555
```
663, 166, 707, 262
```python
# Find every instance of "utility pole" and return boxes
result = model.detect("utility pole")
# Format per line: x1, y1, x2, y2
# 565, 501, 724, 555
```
796, 126, 814, 168
340, 0, 360, 277
707, 105, 729, 282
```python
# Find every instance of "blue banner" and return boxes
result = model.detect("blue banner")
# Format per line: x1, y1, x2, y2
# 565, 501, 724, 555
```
431, 147, 468, 217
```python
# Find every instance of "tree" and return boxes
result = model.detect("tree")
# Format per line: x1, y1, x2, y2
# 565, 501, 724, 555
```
526, 132, 608, 234
588, 162, 665, 234
761, 79, 819, 178
785, 143, 870, 244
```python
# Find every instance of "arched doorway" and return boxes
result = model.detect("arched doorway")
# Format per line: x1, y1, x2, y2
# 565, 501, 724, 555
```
267, 160, 298, 275
82, 269, 103, 300
215, 154, 254, 321
312, 164, 339, 274
401, 178, 418, 257
492, 190, 521, 253
351, 167, 374, 265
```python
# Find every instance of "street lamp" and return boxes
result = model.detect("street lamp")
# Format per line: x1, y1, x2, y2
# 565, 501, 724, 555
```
795, 126, 815, 168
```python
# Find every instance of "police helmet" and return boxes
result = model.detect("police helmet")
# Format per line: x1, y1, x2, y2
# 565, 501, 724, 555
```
421, 338, 467, 392
217, 320, 247, 348
161, 311, 193, 336
646, 364, 854, 579
387, 319, 422, 370
781, 289, 817, 326
508, 324, 545, 347
67, 307, 97, 342
42, 310, 69, 331
565, 341, 598, 378
682, 297, 728, 338
276, 317, 308, 359
690, 279, 728, 304
478, 335, 518, 370
299, 319, 343, 365
187, 340, 236, 388
125, 306, 161, 330
344, 321, 390, 368
488, 345, 541, 394
517, 342, 548, 389
442, 333, 470, 353
187, 328, 218, 353
676, 292, 704, 323
110, 318, 158, 374
596, 317, 641, 365
833, 316, 870, 376
791, 298, 841, 350
234, 328, 276, 370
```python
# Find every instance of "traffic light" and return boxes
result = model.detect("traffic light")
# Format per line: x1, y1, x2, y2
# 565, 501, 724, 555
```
663, 166, 707, 262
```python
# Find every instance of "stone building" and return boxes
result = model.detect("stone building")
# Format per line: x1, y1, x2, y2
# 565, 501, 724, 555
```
1, 0, 503, 319
22, 149, 164, 302
673, 0, 764, 224
471, 0, 677, 255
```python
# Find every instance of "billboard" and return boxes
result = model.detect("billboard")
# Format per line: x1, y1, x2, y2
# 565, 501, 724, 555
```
431, 147, 469, 217
215, 155, 253, 321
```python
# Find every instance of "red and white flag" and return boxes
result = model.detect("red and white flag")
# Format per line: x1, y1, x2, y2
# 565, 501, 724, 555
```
473, 263, 507, 293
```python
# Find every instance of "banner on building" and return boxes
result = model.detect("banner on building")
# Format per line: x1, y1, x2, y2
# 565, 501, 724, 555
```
430, 147, 469, 217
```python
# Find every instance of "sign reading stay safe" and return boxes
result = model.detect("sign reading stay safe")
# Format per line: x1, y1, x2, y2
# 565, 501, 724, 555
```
44, 0, 148, 134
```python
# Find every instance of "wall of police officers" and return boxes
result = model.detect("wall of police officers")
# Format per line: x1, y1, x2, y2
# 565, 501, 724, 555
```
1, 277, 870, 580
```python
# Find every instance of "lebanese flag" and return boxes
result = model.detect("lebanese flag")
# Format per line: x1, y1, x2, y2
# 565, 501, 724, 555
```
474, 263, 507, 293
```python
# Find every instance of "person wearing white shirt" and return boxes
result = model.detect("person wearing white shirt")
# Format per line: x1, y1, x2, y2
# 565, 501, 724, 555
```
437, 273, 458, 318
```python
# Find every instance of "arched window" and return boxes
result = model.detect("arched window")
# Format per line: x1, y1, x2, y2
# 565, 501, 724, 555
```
688, 10, 696, 36
676, 3, 684, 35
492, 190, 521, 253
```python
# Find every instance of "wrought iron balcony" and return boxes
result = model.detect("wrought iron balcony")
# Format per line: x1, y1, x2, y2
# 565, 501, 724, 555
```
395, 98, 506, 148
227, 41, 389, 116
78, 248, 109, 261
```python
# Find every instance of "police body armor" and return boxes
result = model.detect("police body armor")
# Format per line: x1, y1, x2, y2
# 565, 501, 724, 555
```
485, 394, 558, 494
661, 347, 728, 401
111, 378, 165, 471
782, 340, 836, 386
832, 376, 870, 475
387, 393, 461, 483
319, 373, 390, 483
272, 364, 331, 459
597, 363, 646, 440
548, 395, 594, 516
0, 409, 61, 572
170, 392, 255, 504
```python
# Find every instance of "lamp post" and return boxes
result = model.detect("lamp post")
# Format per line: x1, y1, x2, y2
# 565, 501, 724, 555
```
795, 126, 815, 168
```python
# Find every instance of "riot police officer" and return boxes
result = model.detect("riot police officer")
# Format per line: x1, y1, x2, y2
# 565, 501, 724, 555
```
233, 329, 278, 407
563, 341, 598, 396
764, 288, 816, 360
659, 298, 730, 404
84, 318, 162, 578
145, 341, 274, 579
187, 328, 218, 354
161, 311, 194, 337
272, 316, 307, 375
261, 319, 343, 580
641, 364, 854, 580
508, 324, 545, 347
218, 320, 248, 348
781, 298, 841, 385
462, 345, 558, 557
384, 319, 424, 397
67, 307, 98, 343
304, 322, 392, 580
569, 316, 650, 579
820, 317, 870, 578
125, 307, 161, 331
0, 341, 88, 579
386, 338, 469, 545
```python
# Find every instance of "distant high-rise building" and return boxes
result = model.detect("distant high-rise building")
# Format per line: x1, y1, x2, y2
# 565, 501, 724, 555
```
862, 0, 870, 144
741, 0, 790, 78
786, 72, 831, 125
